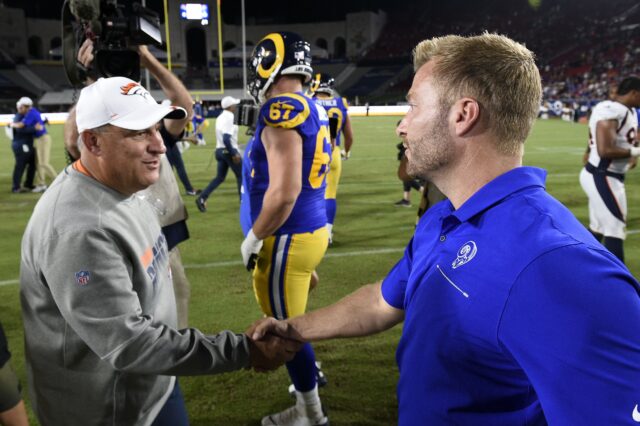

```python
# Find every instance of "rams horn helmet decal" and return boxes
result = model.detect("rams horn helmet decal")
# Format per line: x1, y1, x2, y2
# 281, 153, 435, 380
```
310, 72, 335, 96
247, 31, 312, 103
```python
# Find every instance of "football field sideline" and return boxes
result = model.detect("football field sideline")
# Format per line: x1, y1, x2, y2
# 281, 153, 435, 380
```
4, 230, 639, 287
0, 247, 406, 286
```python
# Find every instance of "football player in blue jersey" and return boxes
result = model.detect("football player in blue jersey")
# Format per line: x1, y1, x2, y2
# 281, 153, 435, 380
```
309, 72, 354, 244
192, 99, 206, 145
241, 31, 331, 426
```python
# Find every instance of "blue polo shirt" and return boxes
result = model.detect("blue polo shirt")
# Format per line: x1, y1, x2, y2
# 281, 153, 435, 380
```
382, 167, 640, 425
23, 107, 47, 138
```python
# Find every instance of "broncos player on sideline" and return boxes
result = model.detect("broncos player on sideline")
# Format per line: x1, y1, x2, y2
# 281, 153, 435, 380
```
240, 31, 331, 426
579, 76, 640, 263
309, 72, 354, 245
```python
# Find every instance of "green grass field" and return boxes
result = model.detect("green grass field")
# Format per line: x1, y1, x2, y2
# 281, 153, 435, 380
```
1, 117, 638, 424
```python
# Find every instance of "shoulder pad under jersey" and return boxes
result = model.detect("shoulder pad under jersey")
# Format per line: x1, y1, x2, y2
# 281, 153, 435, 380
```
262, 93, 311, 129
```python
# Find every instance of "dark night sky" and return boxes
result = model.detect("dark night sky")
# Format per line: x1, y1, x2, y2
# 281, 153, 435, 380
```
0, 0, 402, 23
1, 0, 623, 26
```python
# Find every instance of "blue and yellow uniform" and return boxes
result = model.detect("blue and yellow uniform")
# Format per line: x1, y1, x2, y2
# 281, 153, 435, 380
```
314, 96, 349, 227
249, 93, 331, 237
247, 92, 331, 392
192, 101, 205, 143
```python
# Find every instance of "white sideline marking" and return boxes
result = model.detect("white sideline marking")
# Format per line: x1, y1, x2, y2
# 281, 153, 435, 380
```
6, 233, 640, 286
0, 248, 405, 286
0, 279, 18, 287
0, 247, 404, 287
184, 247, 405, 269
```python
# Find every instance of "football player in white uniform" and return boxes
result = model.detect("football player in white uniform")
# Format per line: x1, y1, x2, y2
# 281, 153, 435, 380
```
579, 77, 640, 262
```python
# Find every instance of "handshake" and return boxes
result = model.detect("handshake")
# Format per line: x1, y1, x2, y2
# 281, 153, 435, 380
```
245, 317, 303, 372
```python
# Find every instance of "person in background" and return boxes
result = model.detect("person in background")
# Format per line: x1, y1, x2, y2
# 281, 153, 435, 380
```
165, 122, 201, 196
242, 31, 331, 426
396, 122, 447, 221
192, 99, 206, 145
29, 105, 57, 193
395, 135, 423, 207
196, 96, 243, 213
9, 97, 40, 193
309, 72, 354, 245
579, 76, 640, 263
0, 321, 29, 426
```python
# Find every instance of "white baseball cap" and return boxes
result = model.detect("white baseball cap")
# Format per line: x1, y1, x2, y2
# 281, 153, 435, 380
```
221, 96, 241, 109
76, 77, 187, 132
16, 97, 33, 108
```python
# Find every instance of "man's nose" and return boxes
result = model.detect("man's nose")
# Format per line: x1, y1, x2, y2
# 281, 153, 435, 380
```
396, 118, 407, 138
149, 129, 166, 154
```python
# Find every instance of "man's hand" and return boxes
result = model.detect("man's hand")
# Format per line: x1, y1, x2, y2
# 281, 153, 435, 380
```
78, 38, 94, 68
241, 229, 263, 271
137, 45, 154, 69
341, 149, 350, 160
247, 317, 306, 343
77, 38, 96, 85
232, 154, 242, 164
245, 332, 302, 372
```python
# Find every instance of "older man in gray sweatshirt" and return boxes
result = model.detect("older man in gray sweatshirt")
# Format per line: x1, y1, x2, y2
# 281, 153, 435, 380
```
20, 77, 299, 426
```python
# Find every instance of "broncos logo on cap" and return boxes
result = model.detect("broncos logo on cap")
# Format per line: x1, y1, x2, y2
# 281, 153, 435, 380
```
120, 82, 151, 100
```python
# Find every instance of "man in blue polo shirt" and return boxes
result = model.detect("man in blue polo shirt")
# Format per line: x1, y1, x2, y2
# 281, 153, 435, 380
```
249, 33, 640, 425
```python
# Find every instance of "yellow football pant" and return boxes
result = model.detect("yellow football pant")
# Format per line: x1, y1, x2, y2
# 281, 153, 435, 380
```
252, 226, 328, 319
325, 146, 342, 200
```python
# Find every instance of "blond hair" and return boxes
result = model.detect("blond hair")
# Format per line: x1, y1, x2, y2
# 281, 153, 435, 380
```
413, 33, 541, 155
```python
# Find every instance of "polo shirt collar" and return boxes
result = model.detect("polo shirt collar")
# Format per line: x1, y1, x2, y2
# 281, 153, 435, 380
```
449, 166, 547, 223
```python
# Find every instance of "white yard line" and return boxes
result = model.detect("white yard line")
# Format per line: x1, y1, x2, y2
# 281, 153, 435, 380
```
185, 247, 405, 269
0, 248, 405, 286
6, 233, 640, 286
0, 279, 19, 287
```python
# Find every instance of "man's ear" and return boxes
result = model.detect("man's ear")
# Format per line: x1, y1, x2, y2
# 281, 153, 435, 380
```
80, 131, 102, 156
452, 97, 481, 137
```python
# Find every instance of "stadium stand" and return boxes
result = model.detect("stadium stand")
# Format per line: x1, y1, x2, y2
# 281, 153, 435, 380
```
353, 0, 640, 105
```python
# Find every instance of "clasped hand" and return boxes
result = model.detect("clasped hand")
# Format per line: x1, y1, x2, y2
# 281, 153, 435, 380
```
245, 318, 305, 372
